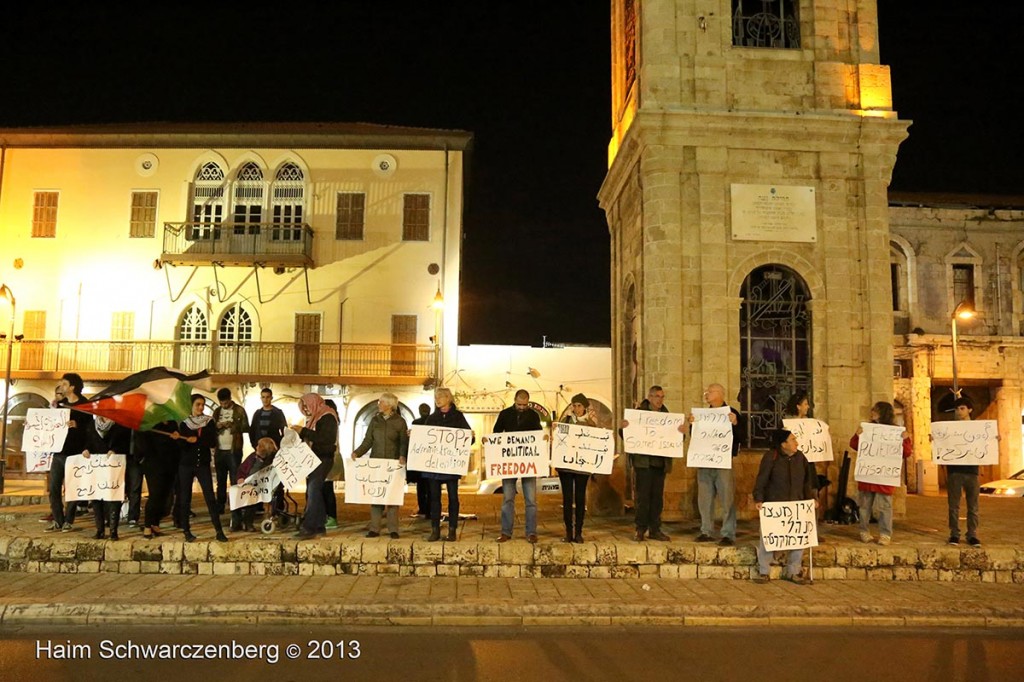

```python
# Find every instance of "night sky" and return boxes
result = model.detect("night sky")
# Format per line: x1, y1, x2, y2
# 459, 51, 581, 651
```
1, 5, 1020, 346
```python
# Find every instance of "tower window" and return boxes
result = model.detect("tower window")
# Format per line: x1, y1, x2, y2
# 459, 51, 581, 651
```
732, 0, 801, 49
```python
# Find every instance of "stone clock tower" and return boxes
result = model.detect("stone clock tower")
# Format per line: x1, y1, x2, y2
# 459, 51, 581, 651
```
598, 1, 910, 518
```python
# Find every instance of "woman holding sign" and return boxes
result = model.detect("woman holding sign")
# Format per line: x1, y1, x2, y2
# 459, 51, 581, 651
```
173, 394, 228, 543
292, 393, 339, 540
351, 392, 408, 539
558, 393, 596, 543
82, 416, 132, 540
849, 401, 911, 546
422, 387, 472, 542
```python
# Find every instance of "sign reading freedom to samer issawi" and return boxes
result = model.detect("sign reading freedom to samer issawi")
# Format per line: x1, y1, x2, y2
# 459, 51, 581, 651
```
483, 430, 548, 478
408, 425, 473, 477
622, 409, 687, 458
730, 184, 817, 243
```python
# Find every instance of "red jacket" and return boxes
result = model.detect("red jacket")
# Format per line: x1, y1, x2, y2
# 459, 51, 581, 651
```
850, 432, 912, 495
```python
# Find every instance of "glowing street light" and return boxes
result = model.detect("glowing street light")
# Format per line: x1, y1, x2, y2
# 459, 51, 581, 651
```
951, 300, 975, 398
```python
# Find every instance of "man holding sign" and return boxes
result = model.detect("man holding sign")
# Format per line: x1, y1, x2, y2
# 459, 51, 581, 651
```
690, 383, 744, 547
937, 396, 988, 546
45, 373, 93, 533
752, 429, 818, 584
493, 389, 544, 543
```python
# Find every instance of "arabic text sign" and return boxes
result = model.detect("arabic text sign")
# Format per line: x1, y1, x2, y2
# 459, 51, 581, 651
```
64, 454, 126, 502
854, 422, 905, 486
759, 499, 818, 550
407, 425, 472, 476
342, 456, 407, 505
552, 422, 614, 475
25, 451, 52, 473
22, 408, 70, 453
783, 418, 834, 463
687, 407, 734, 469
273, 441, 320, 490
622, 409, 686, 457
931, 420, 999, 466
484, 430, 548, 479
229, 467, 280, 510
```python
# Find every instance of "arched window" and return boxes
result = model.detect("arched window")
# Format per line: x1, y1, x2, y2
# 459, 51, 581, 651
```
175, 305, 209, 373
272, 162, 306, 241
232, 162, 265, 235
739, 265, 811, 448
177, 305, 209, 342
190, 162, 226, 239
891, 241, 911, 334
219, 304, 253, 346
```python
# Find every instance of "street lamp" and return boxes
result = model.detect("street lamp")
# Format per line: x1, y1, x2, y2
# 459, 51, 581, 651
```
0, 283, 15, 494
432, 284, 444, 386
951, 300, 975, 398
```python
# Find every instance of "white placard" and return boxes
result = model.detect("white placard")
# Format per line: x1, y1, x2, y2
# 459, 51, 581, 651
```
931, 420, 999, 466
551, 422, 614, 475
25, 451, 53, 473
731, 183, 817, 242
407, 424, 472, 477
622, 409, 686, 457
759, 499, 819, 550
783, 418, 834, 463
687, 407, 734, 469
22, 408, 70, 453
229, 467, 280, 510
854, 422, 906, 486
342, 456, 407, 506
273, 441, 320, 490
483, 430, 549, 479
64, 454, 126, 502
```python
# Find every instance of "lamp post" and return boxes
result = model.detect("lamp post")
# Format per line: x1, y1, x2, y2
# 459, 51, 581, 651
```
951, 300, 975, 399
0, 283, 15, 494
432, 284, 444, 387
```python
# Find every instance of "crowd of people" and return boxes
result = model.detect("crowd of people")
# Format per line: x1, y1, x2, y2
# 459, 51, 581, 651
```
39, 373, 985, 581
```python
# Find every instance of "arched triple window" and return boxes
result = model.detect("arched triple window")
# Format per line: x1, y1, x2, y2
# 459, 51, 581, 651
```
272, 163, 306, 241
190, 162, 226, 240
739, 265, 811, 448
232, 162, 265, 235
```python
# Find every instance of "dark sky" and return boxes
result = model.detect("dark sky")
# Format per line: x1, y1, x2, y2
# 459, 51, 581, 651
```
1, 5, 1020, 347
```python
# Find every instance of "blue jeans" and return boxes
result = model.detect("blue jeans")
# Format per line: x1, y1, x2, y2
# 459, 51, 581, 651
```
501, 477, 537, 536
946, 472, 980, 540
301, 456, 333, 534
697, 467, 736, 539
858, 491, 893, 537
756, 537, 804, 577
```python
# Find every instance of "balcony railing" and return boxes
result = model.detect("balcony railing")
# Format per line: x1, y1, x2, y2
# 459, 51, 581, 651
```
0, 340, 435, 383
161, 222, 314, 267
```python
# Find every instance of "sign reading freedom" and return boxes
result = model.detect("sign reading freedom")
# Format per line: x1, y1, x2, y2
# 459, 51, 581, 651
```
622, 409, 686, 457
407, 425, 472, 477
484, 430, 548, 478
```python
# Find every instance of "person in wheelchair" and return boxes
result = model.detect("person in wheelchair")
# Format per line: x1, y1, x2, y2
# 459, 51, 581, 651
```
232, 437, 279, 532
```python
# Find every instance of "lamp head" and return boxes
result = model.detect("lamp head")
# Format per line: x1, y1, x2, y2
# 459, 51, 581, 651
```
953, 300, 975, 320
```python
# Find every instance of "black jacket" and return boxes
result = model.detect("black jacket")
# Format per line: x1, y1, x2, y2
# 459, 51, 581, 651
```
493, 405, 541, 433
300, 414, 339, 461
753, 448, 817, 503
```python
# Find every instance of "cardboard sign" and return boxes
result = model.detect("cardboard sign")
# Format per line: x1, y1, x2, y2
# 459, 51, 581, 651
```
342, 456, 407, 506
25, 451, 53, 473
64, 454, 126, 502
759, 499, 818, 550
783, 418, 834, 463
273, 441, 320, 490
229, 467, 280, 510
22, 408, 70, 453
552, 422, 614, 475
686, 407, 734, 469
407, 425, 472, 477
931, 420, 999, 466
622, 409, 686, 457
854, 422, 906, 486
484, 430, 548, 479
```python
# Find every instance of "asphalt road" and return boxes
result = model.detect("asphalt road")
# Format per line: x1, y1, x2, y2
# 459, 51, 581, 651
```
0, 625, 1021, 682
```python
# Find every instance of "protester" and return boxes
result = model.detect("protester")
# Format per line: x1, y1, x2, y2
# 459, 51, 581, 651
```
213, 387, 249, 518
493, 389, 543, 543
557, 393, 595, 543
850, 401, 911, 545
783, 391, 810, 419
409, 402, 432, 518
45, 373, 92, 533
422, 388, 472, 542
691, 383, 744, 546
944, 396, 983, 546
82, 415, 132, 540
232, 437, 279, 532
752, 429, 818, 584
622, 385, 683, 542
351, 393, 408, 539
173, 394, 228, 543
249, 387, 287, 448
292, 393, 338, 540
323, 398, 341, 529
139, 420, 179, 539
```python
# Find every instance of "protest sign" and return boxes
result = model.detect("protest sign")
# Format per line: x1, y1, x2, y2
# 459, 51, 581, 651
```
854, 422, 906, 486
229, 467, 279, 510
273, 441, 320, 490
407, 424, 472, 476
759, 499, 818, 550
931, 420, 999, 466
783, 418, 834, 463
64, 454, 126, 502
686, 407, 734, 469
25, 451, 53, 473
484, 430, 548, 478
622, 409, 686, 457
551, 422, 614, 475
22, 408, 70, 453
342, 456, 407, 506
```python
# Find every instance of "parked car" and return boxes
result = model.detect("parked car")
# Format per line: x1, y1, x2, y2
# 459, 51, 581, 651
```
477, 476, 562, 495
980, 469, 1024, 497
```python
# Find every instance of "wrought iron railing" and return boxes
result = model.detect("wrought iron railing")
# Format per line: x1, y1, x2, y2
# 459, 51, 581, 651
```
161, 222, 314, 265
0, 340, 435, 380
732, 1, 801, 49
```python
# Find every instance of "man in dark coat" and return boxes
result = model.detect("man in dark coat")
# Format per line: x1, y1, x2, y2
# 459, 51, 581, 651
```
492, 389, 543, 543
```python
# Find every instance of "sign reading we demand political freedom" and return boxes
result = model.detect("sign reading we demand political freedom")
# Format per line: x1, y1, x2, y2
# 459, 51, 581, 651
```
483, 430, 548, 478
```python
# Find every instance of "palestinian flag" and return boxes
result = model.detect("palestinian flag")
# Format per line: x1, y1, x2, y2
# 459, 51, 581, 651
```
70, 367, 213, 431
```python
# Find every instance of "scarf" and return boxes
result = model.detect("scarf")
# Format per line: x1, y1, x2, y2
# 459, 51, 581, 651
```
299, 393, 338, 429
184, 414, 212, 430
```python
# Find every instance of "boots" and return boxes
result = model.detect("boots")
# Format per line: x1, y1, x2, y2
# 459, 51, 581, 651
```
427, 525, 441, 542
446, 526, 458, 542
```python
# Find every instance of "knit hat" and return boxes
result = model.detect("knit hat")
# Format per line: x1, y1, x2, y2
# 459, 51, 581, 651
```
570, 393, 589, 407
771, 429, 793, 449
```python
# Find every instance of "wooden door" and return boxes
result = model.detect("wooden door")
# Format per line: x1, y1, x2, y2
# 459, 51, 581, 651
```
19, 311, 45, 370
390, 314, 417, 376
109, 312, 135, 372
294, 313, 321, 375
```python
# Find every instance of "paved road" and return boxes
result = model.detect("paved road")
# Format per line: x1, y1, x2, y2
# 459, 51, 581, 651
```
1, 625, 1021, 681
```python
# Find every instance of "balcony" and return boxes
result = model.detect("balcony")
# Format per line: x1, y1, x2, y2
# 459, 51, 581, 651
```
161, 222, 314, 268
0, 340, 435, 385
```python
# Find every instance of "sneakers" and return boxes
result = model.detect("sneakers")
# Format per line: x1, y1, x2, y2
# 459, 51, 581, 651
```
39, 514, 53, 523
634, 530, 646, 542
859, 531, 873, 543
947, 536, 960, 545
752, 574, 770, 584
43, 521, 61, 533
695, 534, 714, 542
783, 572, 808, 585
61, 522, 73, 533
325, 517, 338, 530
878, 535, 891, 546
967, 537, 982, 547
